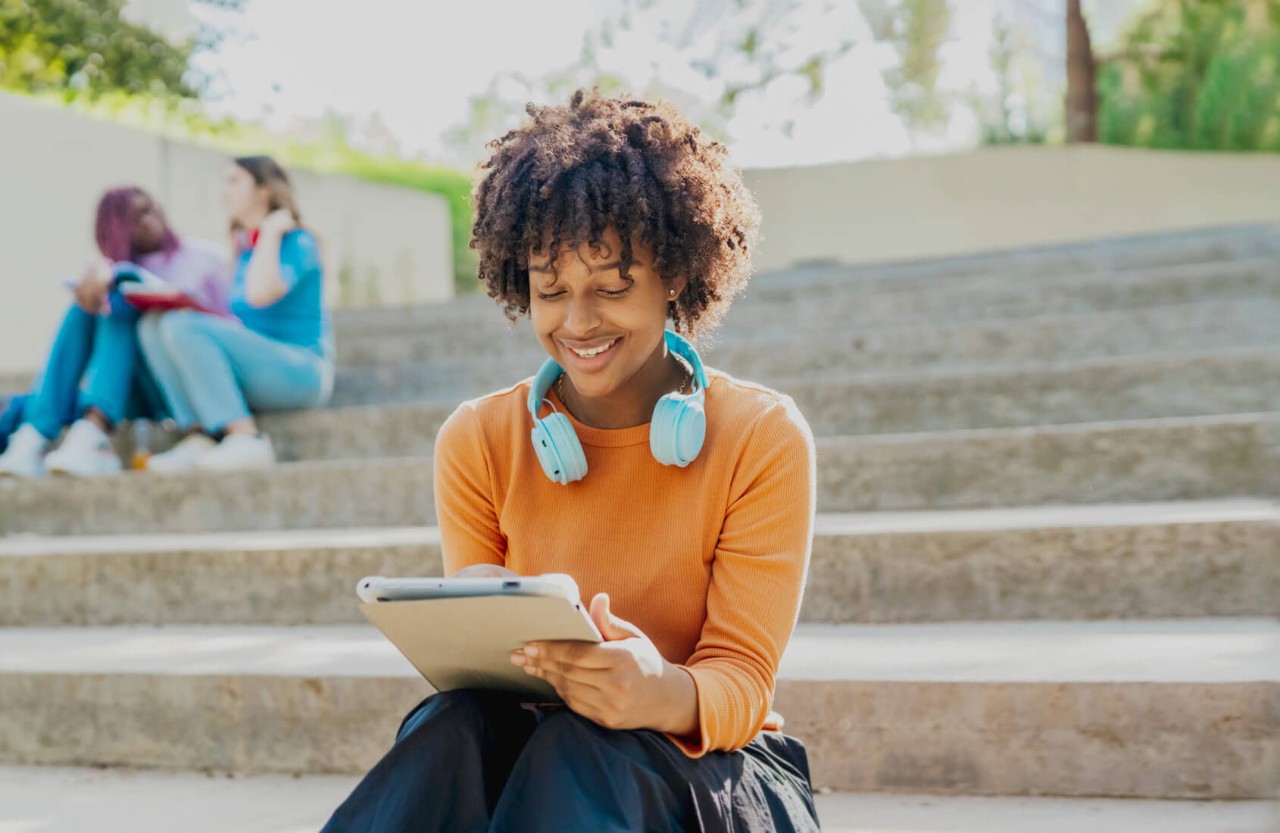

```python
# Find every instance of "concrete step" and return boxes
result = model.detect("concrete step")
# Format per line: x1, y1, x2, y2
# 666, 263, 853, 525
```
4, 413, 1278, 535
329, 223, 1280, 335
747, 228, 1280, 297
330, 300, 1280, 407
0, 374, 27, 397
7, 225, 1277, 400
750, 222, 1280, 288
0, 620, 1274, 798
298, 348, 1280, 455
1, 767, 1273, 833
333, 297, 1280, 379
332, 257, 1280, 348
5, 500, 1278, 628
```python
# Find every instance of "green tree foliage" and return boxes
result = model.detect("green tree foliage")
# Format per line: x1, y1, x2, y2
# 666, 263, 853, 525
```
0, 0, 208, 99
974, 13, 1049, 146
878, 0, 952, 137
1099, 0, 1280, 151
446, 0, 968, 160
1, 0, 474, 293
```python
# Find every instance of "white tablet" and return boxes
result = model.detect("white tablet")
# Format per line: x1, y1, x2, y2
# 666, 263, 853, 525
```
355, 572, 603, 700
356, 573, 581, 605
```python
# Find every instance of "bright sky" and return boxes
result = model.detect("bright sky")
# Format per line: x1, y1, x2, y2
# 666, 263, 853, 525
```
178, 0, 1140, 170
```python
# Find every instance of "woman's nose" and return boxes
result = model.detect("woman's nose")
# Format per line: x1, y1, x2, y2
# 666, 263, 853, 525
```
563, 295, 602, 335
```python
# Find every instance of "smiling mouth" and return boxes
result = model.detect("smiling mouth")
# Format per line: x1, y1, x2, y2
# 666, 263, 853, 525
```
564, 338, 619, 360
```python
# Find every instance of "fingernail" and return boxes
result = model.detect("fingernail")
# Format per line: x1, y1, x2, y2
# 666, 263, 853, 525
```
524, 646, 539, 658
510, 653, 524, 666
524, 666, 537, 675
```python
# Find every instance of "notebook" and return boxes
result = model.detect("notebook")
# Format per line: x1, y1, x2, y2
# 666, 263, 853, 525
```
111, 262, 228, 317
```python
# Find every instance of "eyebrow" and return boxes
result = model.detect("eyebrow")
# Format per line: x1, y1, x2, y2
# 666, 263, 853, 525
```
528, 260, 623, 274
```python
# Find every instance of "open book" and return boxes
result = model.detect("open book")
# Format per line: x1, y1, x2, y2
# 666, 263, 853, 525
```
110, 262, 227, 317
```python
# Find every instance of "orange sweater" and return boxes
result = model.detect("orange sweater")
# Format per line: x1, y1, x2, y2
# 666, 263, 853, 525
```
434, 369, 816, 757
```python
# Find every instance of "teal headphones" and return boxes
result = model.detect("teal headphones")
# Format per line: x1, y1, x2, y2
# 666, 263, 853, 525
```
527, 330, 709, 485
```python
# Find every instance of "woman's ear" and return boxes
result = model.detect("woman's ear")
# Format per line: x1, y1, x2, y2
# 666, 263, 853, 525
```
668, 276, 690, 299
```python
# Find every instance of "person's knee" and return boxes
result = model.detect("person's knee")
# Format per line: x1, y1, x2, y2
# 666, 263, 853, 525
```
103, 293, 139, 322
396, 689, 520, 746
136, 313, 160, 340
156, 310, 207, 350
523, 709, 613, 758
135, 314, 164, 356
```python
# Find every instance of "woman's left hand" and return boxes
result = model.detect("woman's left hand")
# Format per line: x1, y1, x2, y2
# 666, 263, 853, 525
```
512, 593, 698, 734
260, 208, 297, 238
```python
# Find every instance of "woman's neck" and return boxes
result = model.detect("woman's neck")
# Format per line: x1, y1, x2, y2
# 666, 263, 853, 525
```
132, 241, 165, 260
240, 208, 269, 232
559, 341, 688, 430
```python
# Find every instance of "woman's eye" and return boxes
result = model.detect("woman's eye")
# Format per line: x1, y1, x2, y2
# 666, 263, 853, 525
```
600, 287, 631, 297
536, 291, 565, 301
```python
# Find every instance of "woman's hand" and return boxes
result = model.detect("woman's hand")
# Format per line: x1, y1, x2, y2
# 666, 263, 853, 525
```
74, 258, 113, 313
259, 208, 297, 238
512, 593, 699, 736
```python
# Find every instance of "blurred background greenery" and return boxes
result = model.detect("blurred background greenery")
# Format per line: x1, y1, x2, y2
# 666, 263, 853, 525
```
2, 0, 1277, 293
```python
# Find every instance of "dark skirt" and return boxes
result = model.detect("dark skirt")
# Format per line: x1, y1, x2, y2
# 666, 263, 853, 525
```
320, 689, 822, 833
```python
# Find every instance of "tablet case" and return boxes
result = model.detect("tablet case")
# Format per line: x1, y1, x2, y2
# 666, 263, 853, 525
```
359, 594, 602, 701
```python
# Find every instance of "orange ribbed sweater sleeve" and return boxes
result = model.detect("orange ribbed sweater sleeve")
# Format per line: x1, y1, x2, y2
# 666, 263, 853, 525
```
668, 399, 815, 756
434, 404, 507, 570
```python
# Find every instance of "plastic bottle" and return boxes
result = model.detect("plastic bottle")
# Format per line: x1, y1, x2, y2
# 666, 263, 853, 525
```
131, 419, 152, 471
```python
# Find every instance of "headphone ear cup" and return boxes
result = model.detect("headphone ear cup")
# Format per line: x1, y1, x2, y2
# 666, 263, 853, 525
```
531, 414, 587, 484
649, 395, 678, 466
650, 394, 706, 467
675, 398, 707, 464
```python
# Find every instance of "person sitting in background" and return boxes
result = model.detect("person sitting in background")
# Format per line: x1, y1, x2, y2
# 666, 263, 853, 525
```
139, 155, 334, 472
0, 187, 228, 479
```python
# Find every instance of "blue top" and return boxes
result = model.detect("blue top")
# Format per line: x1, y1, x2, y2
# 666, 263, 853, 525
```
229, 229, 334, 359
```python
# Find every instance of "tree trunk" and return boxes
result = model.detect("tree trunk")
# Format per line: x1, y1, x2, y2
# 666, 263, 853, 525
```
1065, 0, 1098, 143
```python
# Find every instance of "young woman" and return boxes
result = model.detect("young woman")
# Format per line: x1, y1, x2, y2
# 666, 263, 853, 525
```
321, 91, 820, 832
139, 155, 334, 472
0, 187, 228, 479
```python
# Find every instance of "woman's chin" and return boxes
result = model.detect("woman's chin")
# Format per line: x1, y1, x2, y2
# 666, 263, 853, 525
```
564, 375, 622, 403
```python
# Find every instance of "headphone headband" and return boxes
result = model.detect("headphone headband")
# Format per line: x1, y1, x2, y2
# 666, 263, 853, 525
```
664, 331, 708, 394
528, 356, 566, 416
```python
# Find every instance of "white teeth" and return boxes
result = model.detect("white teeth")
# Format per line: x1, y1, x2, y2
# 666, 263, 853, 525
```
570, 340, 616, 358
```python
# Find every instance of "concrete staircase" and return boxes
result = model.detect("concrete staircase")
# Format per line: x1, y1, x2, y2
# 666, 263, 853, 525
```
1, 224, 1279, 831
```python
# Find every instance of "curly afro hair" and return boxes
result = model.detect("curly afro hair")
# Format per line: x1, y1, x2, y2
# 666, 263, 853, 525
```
469, 88, 761, 339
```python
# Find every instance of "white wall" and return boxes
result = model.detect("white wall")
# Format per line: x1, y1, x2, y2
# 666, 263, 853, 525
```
0, 93, 454, 375
743, 145, 1280, 273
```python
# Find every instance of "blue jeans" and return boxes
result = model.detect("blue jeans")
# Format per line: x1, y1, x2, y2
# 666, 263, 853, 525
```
23, 294, 167, 441
136, 310, 333, 432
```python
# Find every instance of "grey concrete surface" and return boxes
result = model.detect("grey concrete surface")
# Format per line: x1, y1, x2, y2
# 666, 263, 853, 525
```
0, 620, 1274, 798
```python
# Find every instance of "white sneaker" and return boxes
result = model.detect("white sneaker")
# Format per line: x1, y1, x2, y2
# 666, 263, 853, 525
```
195, 433, 276, 472
147, 432, 217, 473
44, 419, 122, 478
0, 424, 50, 479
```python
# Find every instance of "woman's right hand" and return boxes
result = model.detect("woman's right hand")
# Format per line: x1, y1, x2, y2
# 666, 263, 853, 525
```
260, 208, 298, 238
74, 258, 113, 313
450, 564, 518, 579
